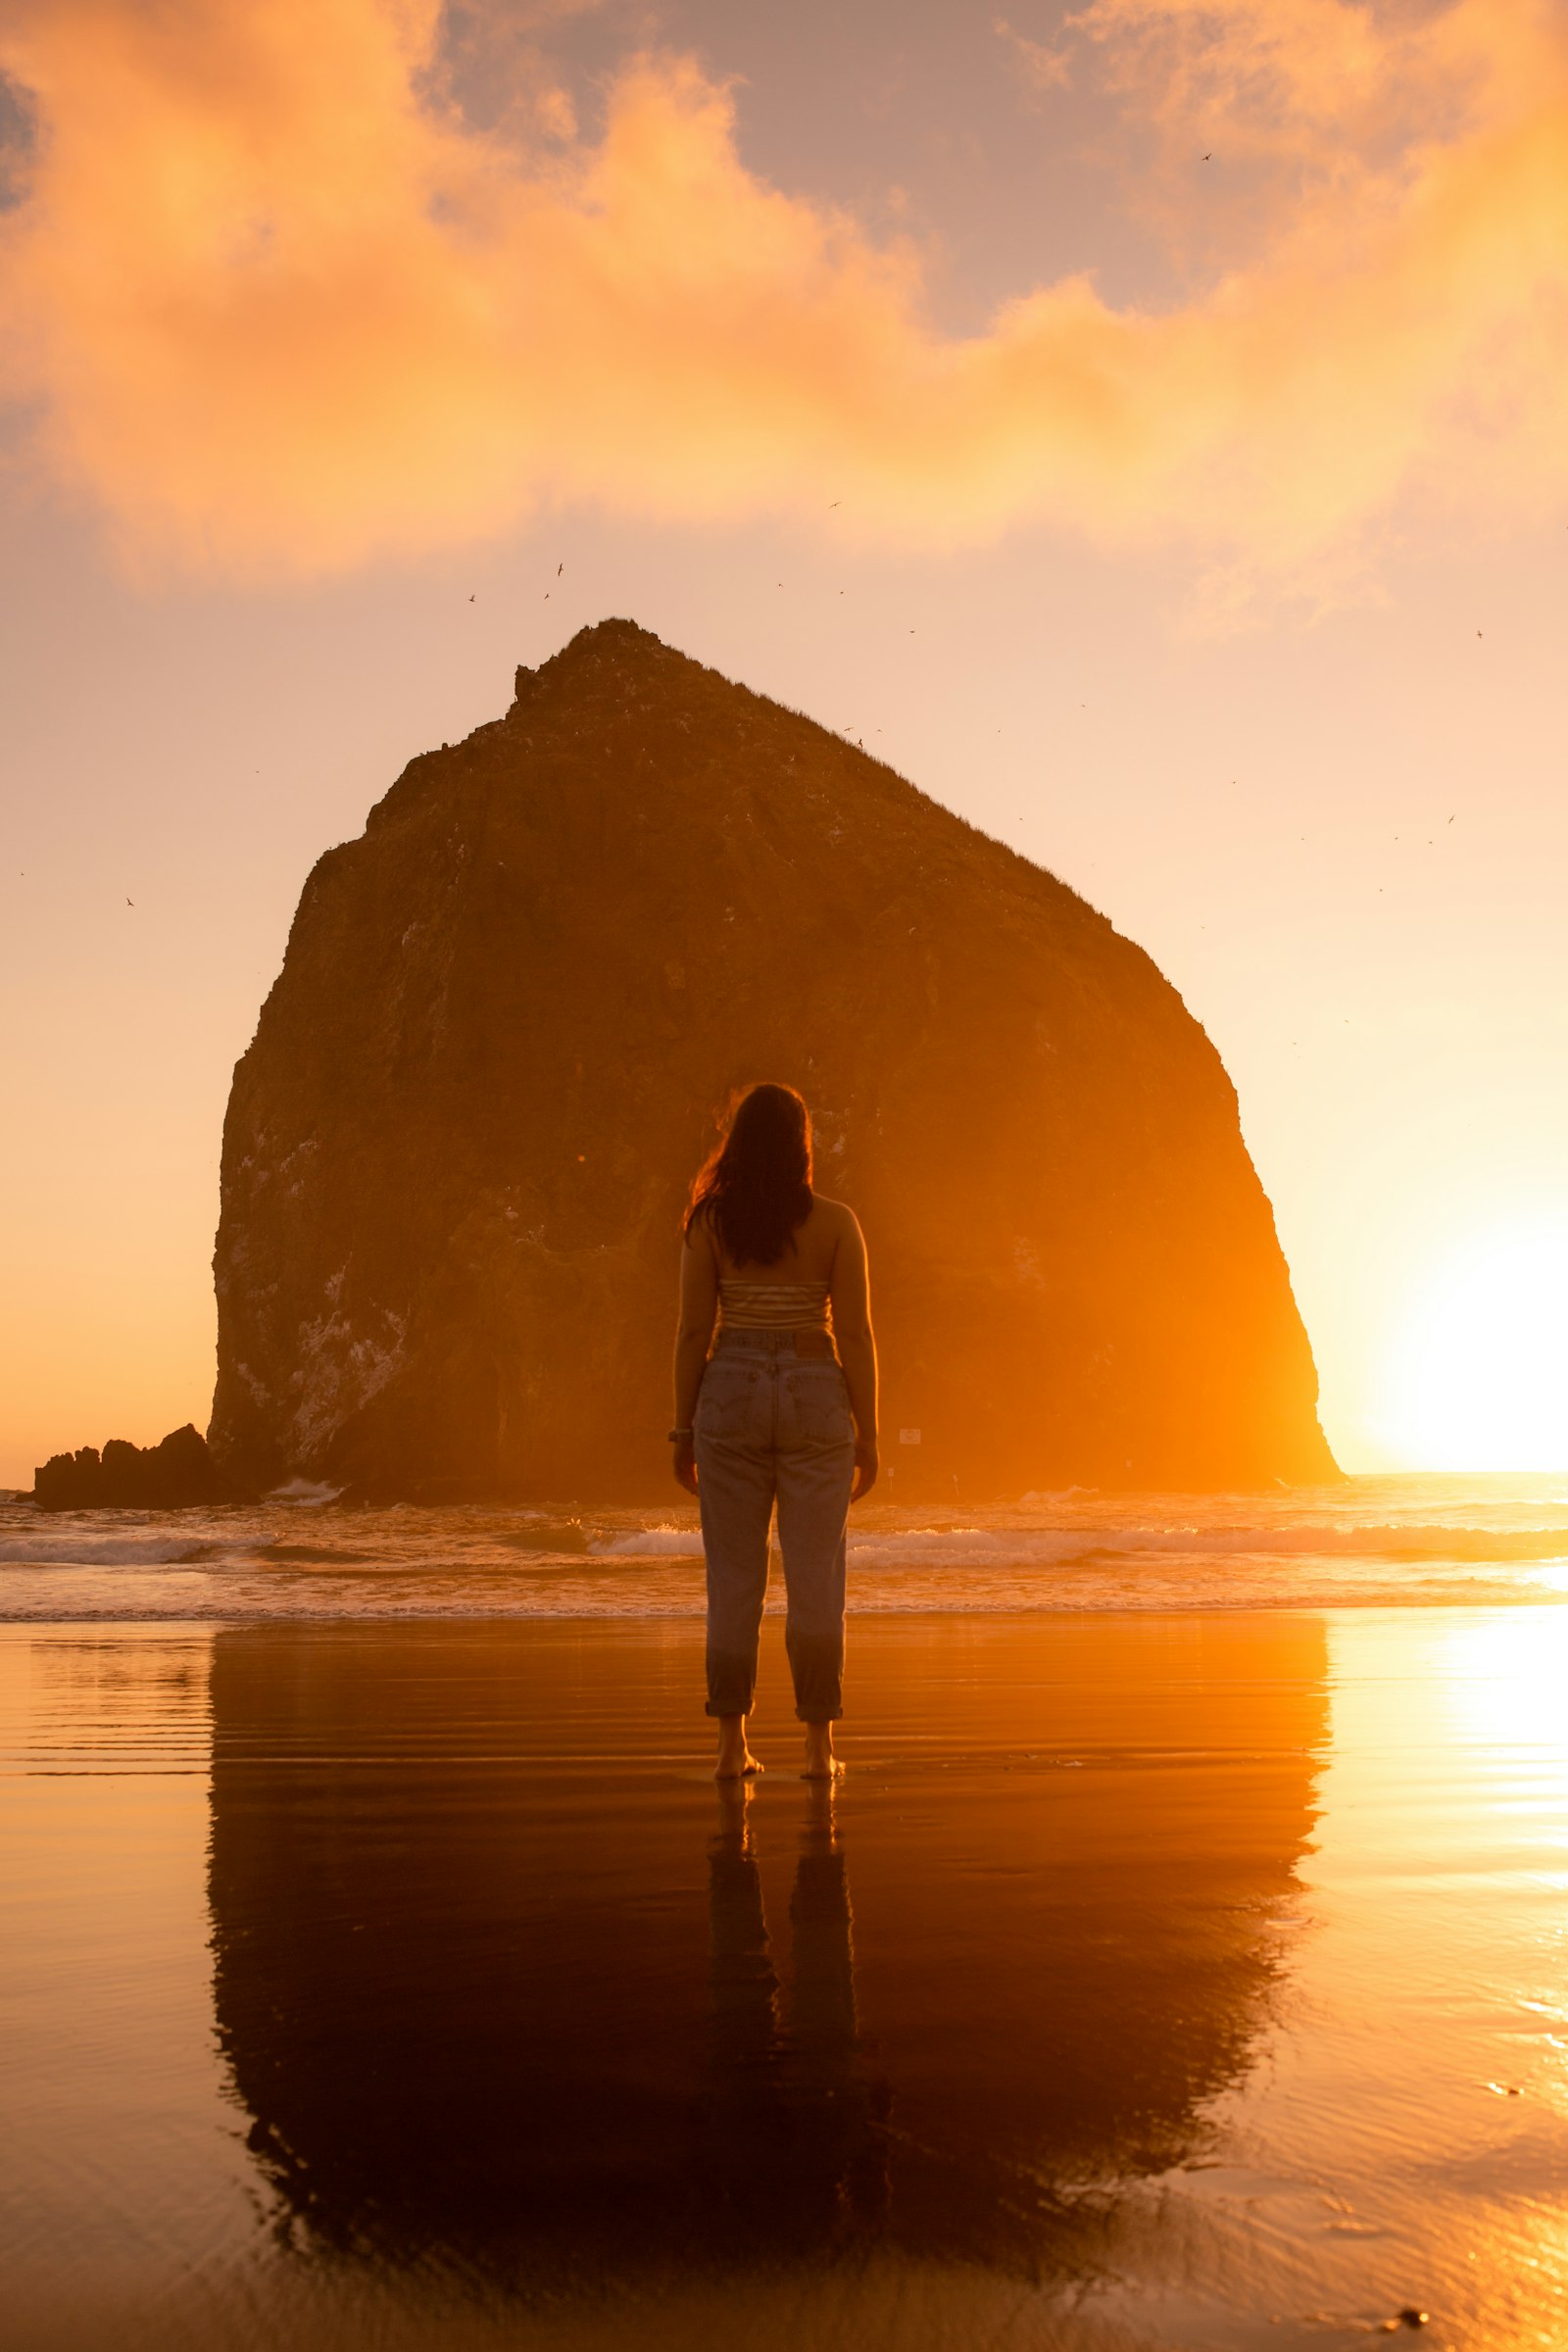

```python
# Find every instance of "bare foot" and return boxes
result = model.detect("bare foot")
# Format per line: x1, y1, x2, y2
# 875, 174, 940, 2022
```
802, 1724, 844, 1781
715, 1715, 763, 1780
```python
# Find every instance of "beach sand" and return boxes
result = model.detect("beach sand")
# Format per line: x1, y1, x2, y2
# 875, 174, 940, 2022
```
4, 1607, 1567, 2350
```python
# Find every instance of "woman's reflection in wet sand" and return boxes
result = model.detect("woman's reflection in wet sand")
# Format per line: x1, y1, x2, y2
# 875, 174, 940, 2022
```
697, 1781, 888, 2255
207, 1617, 1329, 2297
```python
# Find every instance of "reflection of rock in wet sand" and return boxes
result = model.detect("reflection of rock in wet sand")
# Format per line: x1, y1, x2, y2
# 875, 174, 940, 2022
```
208, 1617, 1328, 2288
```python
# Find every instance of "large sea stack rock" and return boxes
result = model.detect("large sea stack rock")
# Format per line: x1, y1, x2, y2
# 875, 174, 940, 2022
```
210, 619, 1336, 1502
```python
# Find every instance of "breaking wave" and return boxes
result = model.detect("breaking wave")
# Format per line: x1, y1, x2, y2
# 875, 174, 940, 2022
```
0, 1533, 261, 1568
2, 1478, 1566, 1620
591, 1528, 704, 1558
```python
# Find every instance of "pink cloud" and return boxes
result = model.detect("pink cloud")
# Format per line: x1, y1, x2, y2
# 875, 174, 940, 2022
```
0, 0, 1563, 582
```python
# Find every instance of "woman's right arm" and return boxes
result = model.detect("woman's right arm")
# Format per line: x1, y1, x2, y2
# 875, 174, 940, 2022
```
671, 1219, 719, 1494
829, 1207, 879, 1500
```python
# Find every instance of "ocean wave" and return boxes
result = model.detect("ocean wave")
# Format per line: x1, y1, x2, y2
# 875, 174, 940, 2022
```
262, 1543, 375, 1565
5, 1517, 1566, 1579
853, 1527, 1081, 1562
502, 1522, 591, 1554
0, 1533, 263, 1567
1116, 1521, 1568, 1564
591, 1527, 704, 1558
590, 1519, 1568, 1571
265, 1480, 345, 1505
1, 1567, 1564, 1623
848, 1522, 1568, 1569
4, 1480, 1568, 1620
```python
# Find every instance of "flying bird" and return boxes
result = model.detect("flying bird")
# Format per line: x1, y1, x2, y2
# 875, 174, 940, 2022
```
468, 594, 474, 602
828, 501, 841, 509
126, 897, 133, 906
557, 563, 563, 575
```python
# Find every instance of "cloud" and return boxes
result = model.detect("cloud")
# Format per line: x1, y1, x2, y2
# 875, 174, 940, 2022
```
995, 18, 1075, 99
0, 0, 1565, 581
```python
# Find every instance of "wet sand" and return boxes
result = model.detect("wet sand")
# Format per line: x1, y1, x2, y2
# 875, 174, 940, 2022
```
3, 1608, 1568, 2350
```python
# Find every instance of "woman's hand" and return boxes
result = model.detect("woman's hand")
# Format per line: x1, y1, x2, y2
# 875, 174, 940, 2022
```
851, 1438, 878, 1502
672, 1435, 699, 1496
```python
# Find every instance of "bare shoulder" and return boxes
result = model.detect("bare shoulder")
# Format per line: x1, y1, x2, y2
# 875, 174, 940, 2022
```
682, 1204, 720, 1262
809, 1196, 865, 1248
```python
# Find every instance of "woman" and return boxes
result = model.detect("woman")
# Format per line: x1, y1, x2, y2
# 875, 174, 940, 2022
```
671, 1084, 878, 1781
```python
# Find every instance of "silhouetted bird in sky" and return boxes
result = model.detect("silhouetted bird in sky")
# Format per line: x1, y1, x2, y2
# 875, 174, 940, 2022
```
558, 563, 564, 574
126, 898, 133, 906
468, 594, 474, 602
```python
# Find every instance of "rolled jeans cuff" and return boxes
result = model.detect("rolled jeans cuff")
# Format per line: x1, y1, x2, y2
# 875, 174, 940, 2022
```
705, 1647, 759, 1719
786, 1629, 844, 1723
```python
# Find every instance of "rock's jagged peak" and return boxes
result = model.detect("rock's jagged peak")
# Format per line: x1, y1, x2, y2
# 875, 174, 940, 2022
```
520, 614, 679, 683
364, 614, 1103, 935
508, 616, 718, 724
363, 618, 739, 841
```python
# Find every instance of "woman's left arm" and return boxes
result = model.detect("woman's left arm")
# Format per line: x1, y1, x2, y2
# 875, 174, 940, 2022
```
671, 1222, 719, 1494
827, 1205, 879, 1500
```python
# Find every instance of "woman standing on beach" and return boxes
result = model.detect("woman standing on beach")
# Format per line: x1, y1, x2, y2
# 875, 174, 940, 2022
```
671, 1085, 878, 1782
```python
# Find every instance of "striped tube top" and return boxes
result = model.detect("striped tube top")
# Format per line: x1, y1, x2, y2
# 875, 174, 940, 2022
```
718, 1277, 831, 1332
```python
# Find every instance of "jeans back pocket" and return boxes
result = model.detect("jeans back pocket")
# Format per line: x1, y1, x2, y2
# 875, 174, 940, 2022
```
788, 1371, 854, 1447
696, 1363, 760, 1441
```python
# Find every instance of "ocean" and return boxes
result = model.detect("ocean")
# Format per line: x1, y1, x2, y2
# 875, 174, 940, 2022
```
3, 1471, 1566, 1621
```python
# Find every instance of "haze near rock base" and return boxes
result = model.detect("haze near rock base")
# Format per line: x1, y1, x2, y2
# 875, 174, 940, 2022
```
210, 620, 1336, 1501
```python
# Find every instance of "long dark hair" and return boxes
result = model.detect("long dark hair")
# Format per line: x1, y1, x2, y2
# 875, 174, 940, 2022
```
685, 1084, 813, 1267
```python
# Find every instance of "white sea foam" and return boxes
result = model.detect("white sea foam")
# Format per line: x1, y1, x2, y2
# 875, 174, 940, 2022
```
266, 1479, 347, 1505
4, 1478, 1568, 1619
591, 1527, 705, 1558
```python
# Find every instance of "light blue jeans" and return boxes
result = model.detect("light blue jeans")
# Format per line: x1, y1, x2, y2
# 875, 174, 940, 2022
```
695, 1330, 857, 1723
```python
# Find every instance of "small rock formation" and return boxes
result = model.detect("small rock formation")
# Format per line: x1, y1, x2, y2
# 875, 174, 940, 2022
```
210, 618, 1338, 1501
34, 1423, 239, 1511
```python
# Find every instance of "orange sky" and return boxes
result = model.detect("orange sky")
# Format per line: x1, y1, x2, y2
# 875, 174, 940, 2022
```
2, 0, 1566, 1481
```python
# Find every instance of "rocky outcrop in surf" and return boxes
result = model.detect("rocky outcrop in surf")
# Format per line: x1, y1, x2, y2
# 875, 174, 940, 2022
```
209, 618, 1338, 1501
34, 1423, 241, 1510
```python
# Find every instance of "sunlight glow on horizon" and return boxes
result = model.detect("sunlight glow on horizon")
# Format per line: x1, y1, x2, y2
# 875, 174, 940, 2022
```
1377, 1224, 1568, 1473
